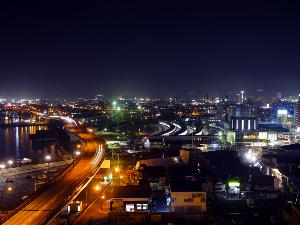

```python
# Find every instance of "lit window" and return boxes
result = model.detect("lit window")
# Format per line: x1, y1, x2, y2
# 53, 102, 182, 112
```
236, 119, 239, 130
126, 204, 134, 212
136, 204, 142, 210
248, 120, 251, 130
142, 204, 148, 210
241, 120, 244, 130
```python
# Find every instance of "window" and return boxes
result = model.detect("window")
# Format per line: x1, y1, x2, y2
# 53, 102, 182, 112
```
142, 204, 148, 210
126, 204, 134, 212
136, 204, 142, 210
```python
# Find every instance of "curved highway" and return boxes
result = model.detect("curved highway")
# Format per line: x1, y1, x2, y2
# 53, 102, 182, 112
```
3, 127, 106, 225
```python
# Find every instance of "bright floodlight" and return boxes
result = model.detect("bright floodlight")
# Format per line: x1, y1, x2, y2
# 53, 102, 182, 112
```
7, 160, 13, 165
0, 164, 5, 169
75, 151, 81, 156
45, 155, 51, 161
244, 150, 257, 164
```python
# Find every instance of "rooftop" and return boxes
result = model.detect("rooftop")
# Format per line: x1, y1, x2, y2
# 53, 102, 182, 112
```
111, 185, 151, 199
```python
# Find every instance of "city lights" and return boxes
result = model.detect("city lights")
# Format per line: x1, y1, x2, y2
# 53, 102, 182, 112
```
7, 160, 13, 166
45, 155, 51, 161
95, 185, 100, 191
244, 150, 257, 164
1, 2, 300, 223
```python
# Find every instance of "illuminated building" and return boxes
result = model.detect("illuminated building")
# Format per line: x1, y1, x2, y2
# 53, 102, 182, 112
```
272, 100, 296, 129
231, 116, 257, 131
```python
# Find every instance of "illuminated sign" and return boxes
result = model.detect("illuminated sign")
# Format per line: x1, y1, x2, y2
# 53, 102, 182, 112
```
277, 109, 288, 116
228, 181, 240, 187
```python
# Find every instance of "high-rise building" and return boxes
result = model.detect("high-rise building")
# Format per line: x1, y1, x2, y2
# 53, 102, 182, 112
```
240, 90, 245, 102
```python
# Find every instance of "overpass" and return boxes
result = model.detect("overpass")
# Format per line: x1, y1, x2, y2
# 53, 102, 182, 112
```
2, 114, 106, 225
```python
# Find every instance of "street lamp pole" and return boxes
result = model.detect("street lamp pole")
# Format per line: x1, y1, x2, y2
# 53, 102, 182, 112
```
45, 155, 51, 181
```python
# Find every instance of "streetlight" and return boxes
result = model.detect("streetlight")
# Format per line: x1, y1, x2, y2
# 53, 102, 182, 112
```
45, 155, 51, 162
75, 150, 81, 156
45, 155, 51, 180
114, 166, 121, 185
95, 185, 101, 191
7, 187, 12, 192
7, 160, 13, 166
100, 195, 105, 210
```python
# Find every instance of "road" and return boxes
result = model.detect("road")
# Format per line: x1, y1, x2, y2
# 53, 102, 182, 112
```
72, 182, 111, 225
3, 129, 106, 225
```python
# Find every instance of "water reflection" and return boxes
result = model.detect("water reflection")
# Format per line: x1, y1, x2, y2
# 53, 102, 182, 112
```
0, 126, 55, 164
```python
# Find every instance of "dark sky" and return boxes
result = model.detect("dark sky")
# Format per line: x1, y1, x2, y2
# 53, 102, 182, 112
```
0, 0, 300, 98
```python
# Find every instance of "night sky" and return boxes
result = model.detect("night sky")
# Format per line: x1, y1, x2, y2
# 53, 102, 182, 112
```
1, 1, 300, 98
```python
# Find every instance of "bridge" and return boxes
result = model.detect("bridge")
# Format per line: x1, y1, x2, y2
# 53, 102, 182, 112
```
1, 110, 107, 225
